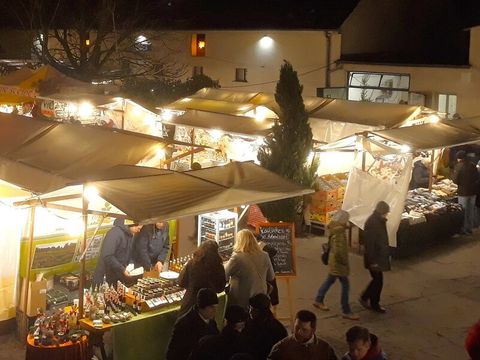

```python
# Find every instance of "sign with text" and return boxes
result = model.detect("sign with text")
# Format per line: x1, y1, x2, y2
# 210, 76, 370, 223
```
256, 222, 296, 277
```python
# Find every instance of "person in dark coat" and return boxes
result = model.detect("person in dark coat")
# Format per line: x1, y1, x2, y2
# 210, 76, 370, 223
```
409, 158, 430, 189
243, 294, 288, 360
268, 310, 337, 360
452, 150, 479, 234
133, 222, 170, 273
342, 326, 387, 360
256, 233, 279, 307
189, 305, 249, 360
166, 288, 219, 360
93, 219, 143, 286
178, 240, 226, 315
359, 201, 391, 313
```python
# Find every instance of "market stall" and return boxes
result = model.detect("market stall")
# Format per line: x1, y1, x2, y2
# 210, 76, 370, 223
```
320, 117, 480, 256
1, 113, 313, 358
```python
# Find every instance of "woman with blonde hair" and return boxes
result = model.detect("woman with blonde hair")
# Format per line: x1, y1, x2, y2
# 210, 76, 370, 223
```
225, 229, 275, 309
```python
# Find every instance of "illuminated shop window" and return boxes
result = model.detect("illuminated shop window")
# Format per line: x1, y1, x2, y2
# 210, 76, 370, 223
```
191, 34, 206, 57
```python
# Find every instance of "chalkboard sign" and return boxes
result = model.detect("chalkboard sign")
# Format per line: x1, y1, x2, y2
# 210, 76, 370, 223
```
256, 222, 296, 277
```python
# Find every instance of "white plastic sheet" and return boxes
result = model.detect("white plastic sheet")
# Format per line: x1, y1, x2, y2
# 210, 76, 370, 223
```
342, 154, 413, 247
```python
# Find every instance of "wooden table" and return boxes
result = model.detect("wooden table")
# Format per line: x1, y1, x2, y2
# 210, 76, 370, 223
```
26, 334, 91, 360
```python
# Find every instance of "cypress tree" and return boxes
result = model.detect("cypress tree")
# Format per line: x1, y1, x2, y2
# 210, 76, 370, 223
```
258, 61, 316, 222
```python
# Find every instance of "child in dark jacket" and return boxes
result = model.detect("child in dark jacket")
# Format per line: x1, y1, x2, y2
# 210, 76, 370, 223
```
342, 326, 387, 360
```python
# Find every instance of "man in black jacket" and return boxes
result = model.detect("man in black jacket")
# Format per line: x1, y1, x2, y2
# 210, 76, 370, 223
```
359, 201, 391, 313
452, 150, 479, 235
189, 305, 249, 360
133, 222, 170, 273
243, 294, 288, 360
166, 288, 219, 360
93, 219, 143, 286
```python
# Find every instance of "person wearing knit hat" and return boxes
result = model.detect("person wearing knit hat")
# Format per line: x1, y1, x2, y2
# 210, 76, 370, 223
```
359, 202, 391, 314
189, 305, 249, 360
166, 288, 219, 360
313, 209, 359, 321
453, 148, 479, 235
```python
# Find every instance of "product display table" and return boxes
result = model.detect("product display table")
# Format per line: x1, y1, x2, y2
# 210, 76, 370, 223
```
80, 292, 227, 360
26, 334, 91, 360
394, 209, 464, 258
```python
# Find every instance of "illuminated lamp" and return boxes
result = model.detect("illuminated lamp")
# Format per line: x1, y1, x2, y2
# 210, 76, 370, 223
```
259, 36, 273, 49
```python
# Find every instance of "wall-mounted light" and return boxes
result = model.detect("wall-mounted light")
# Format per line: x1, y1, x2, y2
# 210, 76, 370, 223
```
259, 36, 273, 49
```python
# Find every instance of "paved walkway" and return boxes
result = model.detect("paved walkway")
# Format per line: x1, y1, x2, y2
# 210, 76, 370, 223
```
277, 233, 479, 359
1, 233, 478, 359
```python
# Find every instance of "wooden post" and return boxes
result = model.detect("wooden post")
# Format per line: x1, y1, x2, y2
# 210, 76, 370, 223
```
278, 277, 295, 330
360, 134, 367, 172
428, 150, 435, 191
190, 128, 195, 167
78, 186, 89, 319
362, 151, 367, 172
22, 206, 36, 312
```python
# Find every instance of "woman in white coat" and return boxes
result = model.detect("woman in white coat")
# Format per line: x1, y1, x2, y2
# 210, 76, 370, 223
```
225, 229, 275, 309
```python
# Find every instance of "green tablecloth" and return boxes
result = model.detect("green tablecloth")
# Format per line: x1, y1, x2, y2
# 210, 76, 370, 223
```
112, 293, 227, 360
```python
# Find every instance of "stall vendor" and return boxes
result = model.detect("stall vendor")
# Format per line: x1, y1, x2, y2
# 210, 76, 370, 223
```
134, 222, 171, 273
93, 219, 143, 286
409, 157, 430, 189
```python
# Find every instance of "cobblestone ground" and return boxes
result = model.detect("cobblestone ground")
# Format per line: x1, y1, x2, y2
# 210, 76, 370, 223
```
1, 233, 478, 360
277, 233, 479, 359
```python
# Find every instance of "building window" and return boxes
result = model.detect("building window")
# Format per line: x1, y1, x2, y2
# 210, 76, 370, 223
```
235, 68, 247, 82
193, 66, 204, 77
347, 71, 410, 104
191, 34, 206, 57
438, 94, 457, 118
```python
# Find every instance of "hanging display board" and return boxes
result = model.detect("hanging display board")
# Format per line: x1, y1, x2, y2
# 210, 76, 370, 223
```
256, 222, 296, 277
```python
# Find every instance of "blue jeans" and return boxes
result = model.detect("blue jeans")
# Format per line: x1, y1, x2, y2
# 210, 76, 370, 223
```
315, 274, 352, 314
458, 195, 476, 233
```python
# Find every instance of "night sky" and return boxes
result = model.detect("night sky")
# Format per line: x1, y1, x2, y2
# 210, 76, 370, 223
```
0, 0, 359, 29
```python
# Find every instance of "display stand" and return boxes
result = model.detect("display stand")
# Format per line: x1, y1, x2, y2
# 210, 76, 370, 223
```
198, 210, 238, 258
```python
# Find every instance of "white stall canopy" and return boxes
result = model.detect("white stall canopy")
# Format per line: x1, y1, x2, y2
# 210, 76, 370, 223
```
162, 88, 438, 143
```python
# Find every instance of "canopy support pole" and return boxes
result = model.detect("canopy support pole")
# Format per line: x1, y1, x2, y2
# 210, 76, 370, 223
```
190, 128, 195, 167
429, 150, 435, 191
22, 206, 36, 314
360, 133, 367, 172
78, 185, 89, 319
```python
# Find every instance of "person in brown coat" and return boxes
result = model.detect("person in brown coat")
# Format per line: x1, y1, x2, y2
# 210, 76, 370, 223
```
178, 240, 226, 315
268, 310, 337, 360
